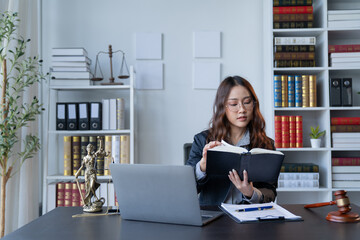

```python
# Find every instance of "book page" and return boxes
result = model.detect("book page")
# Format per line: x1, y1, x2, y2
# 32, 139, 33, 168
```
220, 202, 302, 223
208, 140, 284, 155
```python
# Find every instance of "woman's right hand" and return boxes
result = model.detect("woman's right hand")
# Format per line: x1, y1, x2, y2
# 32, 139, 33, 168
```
200, 141, 221, 172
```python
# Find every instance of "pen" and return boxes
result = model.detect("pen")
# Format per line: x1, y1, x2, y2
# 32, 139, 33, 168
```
235, 206, 273, 212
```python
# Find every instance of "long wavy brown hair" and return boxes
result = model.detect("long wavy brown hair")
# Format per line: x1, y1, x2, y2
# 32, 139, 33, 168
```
207, 76, 274, 150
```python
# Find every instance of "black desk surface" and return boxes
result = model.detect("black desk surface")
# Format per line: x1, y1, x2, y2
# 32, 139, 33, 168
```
4, 204, 360, 240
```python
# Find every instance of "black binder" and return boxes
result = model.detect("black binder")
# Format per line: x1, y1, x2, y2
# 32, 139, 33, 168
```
329, 78, 342, 106
56, 103, 67, 130
341, 78, 352, 106
78, 102, 90, 130
67, 103, 78, 130
90, 102, 102, 130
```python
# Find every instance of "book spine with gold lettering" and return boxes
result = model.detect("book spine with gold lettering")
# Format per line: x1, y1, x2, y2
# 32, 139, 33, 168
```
296, 115, 303, 148
274, 75, 282, 108
72, 136, 81, 176
89, 136, 97, 151
288, 75, 295, 107
72, 182, 80, 207
104, 135, 112, 175
120, 135, 130, 164
274, 116, 282, 149
112, 135, 120, 163
309, 75, 317, 107
274, 52, 315, 60
116, 98, 125, 130
56, 182, 65, 207
289, 116, 296, 148
64, 182, 72, 207
281, 116, 290, 148
295, 75, 302, 107
63, 136, 72, 176
281, 75, 288, 107
273, 21, 313, 29
80, 136, 89, 176
301, 75, 309, 107
97, 136, 105, 176
80, 182, 85, 206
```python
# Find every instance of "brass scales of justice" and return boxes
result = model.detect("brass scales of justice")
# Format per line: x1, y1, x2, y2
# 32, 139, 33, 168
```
91, 44, 130, 85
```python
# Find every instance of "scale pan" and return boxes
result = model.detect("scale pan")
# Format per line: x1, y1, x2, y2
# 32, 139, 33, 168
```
118, 75, 129, 79
91, 77, 103, 81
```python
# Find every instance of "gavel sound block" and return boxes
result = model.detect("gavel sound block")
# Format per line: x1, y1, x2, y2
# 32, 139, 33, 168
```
304, 190, 360, 223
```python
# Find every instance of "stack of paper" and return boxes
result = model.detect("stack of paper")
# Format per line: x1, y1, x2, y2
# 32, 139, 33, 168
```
328, 10, 360, 28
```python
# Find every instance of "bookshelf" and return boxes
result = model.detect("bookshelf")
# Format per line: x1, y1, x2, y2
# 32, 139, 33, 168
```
266, 0, 360, 205
42, 67, 135, 213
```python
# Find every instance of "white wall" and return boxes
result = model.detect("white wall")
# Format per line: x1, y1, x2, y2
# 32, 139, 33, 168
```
41, 0, 267, 165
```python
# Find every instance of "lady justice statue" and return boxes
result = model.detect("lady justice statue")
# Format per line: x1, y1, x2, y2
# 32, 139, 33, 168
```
75, 137, 111, 213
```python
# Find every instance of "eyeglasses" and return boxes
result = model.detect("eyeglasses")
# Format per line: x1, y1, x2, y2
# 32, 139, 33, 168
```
226, 99, 255, 112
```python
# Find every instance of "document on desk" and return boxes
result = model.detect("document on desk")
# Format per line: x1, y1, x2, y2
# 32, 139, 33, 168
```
220, 202, 302, 223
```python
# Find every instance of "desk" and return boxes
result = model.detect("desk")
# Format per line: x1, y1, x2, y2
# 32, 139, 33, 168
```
3, 205, 360, 240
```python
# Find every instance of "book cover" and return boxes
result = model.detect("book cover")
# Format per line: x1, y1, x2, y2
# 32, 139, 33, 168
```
281, 163, 319, 172
329, 44, 360, 53
331, 125, 360, 132
332, 173, 360, 181
273, 21, 313, 29
331, 117, 360, 125
112, 135, 120, 164
63, 136, 72, 176
331, 62, 360, 68
275, 45, 315, 52
333, 142, 360, 148
274, 75, 282, 108
332, 157, 360, 166
278, 172, 319, 180
332, 132, 360, 139
274, 116, 282, 148
102, 99, 110, 130
51, 71, 92, 79
273, 6, 313, 14
89, 136, 97, 152
295, 115, 303, 148
328, 20, 360, 28
309, 75, 316, 107
332, 180, 360, 188
273, 13, 313, 22
330, 52, 360, 58
281, 75, 288, 107
56, 182, 65, 207
281, 116, 290, 148
273, 0, 312, 7
52, 55, 91, 63
120, 135, 130, 164
51, 61, 89, 67
332, 166, 360, 173
288, 75, 295, 107
72, 136, 81, 175
301, 75, 309, 107
274, 60, 315, 67
104, 135, 112, 175
206, 141, 284, 182
52, 47, 88, 56
278, 179, 319, 188
109, 99, 117, 130
274, 52, 315, 60
274, 36, 316, 45
52, 66, 89, 72
330, 57, 360, 63
50, 79, 91, 86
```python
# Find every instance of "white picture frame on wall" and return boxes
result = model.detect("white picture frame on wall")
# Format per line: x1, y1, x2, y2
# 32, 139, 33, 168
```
135, 32, 162, 60
193, 31, 221, 58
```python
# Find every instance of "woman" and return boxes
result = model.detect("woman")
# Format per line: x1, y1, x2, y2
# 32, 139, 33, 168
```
186, 76, 276, 206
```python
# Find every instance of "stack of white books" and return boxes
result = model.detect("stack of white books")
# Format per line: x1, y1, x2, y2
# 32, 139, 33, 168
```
277, 172, 319, 188
328, 10, 360, 28
330, 52, 360, 68
332, 132, 360, 148
51, 47, 93, 86
332, 166, 360, 188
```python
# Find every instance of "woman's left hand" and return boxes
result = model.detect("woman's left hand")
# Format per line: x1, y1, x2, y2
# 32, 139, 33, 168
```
228, 169, 254, 198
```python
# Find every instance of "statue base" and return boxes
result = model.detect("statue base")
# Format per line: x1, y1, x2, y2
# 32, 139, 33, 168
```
83, 198, 105, 213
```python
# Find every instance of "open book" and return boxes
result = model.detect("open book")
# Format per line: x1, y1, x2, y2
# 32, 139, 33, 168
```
206, 140, 284, 182
220, 202, 302, 223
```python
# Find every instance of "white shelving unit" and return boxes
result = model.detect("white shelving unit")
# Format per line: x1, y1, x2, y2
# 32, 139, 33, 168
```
42, 66, 135, 213
265, 0, 360, 205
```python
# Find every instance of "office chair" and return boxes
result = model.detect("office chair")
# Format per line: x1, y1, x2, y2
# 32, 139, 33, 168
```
183, 143, 192, 165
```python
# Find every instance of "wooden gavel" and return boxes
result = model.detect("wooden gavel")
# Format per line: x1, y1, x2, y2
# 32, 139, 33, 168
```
304, 190, 360, 223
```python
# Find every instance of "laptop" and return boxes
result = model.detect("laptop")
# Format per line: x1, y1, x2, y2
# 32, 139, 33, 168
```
109, 163, 223, 226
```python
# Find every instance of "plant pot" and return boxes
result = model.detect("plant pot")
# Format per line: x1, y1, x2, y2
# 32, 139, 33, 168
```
310, 139, 321, 148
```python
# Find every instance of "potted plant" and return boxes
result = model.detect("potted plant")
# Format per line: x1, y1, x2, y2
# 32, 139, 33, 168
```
0, 11, 46, 237
309, 125, 326, 148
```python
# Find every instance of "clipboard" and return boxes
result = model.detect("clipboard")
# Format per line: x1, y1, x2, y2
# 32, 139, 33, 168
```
219, 202, 303, 223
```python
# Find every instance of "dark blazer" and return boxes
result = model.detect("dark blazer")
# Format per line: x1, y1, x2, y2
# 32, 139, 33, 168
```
186, 130, 277, 206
